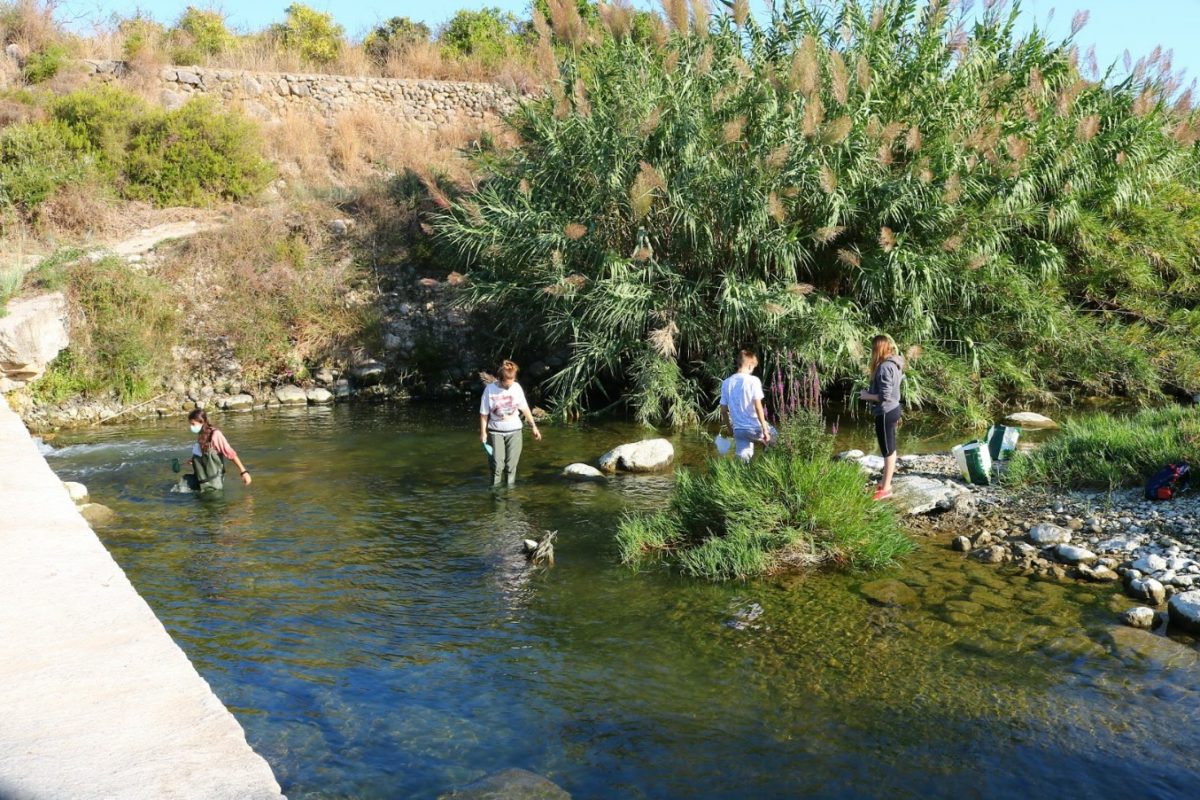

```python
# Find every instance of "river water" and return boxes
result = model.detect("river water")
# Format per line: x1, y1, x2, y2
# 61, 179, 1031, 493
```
44, 405, 1200, 799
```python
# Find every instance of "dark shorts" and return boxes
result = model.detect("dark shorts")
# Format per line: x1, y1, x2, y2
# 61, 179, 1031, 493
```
875, 407, 901, 458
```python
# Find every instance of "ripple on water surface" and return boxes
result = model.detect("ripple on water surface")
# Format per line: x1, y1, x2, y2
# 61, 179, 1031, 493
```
46, 405, 1200, 799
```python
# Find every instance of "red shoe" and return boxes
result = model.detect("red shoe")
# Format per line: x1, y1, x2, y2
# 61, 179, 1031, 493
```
872, 488, 894, 502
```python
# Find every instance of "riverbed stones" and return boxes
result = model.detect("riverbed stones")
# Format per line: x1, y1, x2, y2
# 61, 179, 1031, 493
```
1106, 625, 1200, 670
350, 360, 387, 386
1076, 563, 1118, 582
1004, 411, 1057, 429
1167, 589, 1200, 634
222, 393, 255, 411
306, 387, 334, 404
562, 463, 605, 481
78, 502, 116, 528
598, 438, 674, 473
1054, 543, 1098, 565
889, 475, 969, 515
1131, 553, 1168, 574
971, 544, 1009, 564
274, 385, 308, 406
859, 579, 918, 607
62, 481, 88, 503
952, 535, 971, 552
1126, 576, 1166, 606
1122, 606, 1157, 629
439, 768, 570, 800
1027, 523, 1071, 546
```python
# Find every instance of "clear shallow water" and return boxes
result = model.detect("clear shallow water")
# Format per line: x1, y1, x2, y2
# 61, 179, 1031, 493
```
44, 405, 1200, 799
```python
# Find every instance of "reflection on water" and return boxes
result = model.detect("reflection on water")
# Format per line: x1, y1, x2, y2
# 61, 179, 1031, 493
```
46, 404, 1200, 799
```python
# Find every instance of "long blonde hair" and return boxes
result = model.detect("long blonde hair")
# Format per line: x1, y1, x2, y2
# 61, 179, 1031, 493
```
868, 334, 897, 375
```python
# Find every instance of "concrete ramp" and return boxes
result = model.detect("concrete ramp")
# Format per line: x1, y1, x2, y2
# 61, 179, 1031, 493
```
0, 398, 284, 800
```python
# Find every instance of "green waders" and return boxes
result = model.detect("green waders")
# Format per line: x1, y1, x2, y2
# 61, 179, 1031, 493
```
487, 430, 523, 487
187, 448, 226, 492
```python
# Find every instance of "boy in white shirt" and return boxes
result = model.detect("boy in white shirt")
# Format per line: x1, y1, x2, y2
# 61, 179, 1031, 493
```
479, 359, 542, 486
720, 349, 771, 462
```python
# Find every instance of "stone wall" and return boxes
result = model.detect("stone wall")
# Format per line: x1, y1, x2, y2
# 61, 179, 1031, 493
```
82, 60, 519, 130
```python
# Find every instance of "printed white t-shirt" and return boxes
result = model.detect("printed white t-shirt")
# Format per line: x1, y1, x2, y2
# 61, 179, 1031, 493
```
720, 372, 765, 432
480, 381, 528, 433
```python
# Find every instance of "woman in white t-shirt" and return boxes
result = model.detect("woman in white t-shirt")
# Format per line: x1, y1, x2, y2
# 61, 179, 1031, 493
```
479, 359, 542, 486
720, 348, 771, 462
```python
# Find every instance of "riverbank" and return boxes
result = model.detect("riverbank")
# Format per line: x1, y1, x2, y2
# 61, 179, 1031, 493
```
0, 396, 284, 799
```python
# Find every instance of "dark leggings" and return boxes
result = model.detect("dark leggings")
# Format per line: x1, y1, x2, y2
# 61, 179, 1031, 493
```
875, 407, 901, 458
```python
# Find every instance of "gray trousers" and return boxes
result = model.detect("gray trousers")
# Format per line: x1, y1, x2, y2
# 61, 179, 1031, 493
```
488, 430, 523, 486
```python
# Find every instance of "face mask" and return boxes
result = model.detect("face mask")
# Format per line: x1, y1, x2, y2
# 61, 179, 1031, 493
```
190, 424, 203, 434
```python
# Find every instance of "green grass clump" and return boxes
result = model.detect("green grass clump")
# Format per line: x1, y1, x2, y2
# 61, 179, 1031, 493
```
21, 42, 70, 83
617, 412, 912, 580
1005, 407, 1200, 490
0, 121, 85, 212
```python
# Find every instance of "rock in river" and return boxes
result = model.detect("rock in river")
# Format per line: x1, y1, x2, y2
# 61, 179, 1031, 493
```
562, 463, 605, 481
222, 393, 255, 411
1004, 411, 1058, 429
889, 475, 968, 516
859, 579, 918, 607
1131, 553, 1168, 574
1054, 543, 1097, 565
307, 387, 334, 404
1027, 523, 1071, 546
439, 768, 570, 800
598, 439, 674, 473
79, 503, 116, 528
62, 481, 88, 503
1167, 589, 1200, 635
1122, 606, 1157, 629
1106, 626, 1200, 670
274, 385, 308, 406
1126, 576, 1166, 606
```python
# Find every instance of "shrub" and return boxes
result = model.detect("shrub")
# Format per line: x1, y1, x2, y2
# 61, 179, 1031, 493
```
439, 7, 523, 64
20, 41, 68, 83
438, 0, 1200, 424
363, 16, 430, 65
271, 3, 343, 65
50, 85, 146, 173
123, 97, 272, 205
174, 6, 231, 57
62, 256, 180, 402
1005, 407, 1200, 490
617, 410, 911, 580
118, 15, 167, 61
0, 121, 86, 213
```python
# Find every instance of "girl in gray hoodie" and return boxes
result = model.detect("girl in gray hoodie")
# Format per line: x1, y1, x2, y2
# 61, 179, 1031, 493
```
859, 335, 905, 501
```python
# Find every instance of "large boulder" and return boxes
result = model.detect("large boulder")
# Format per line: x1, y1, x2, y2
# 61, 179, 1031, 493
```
222, 393, 255, 411
1106, 625, 1200, 670
562, 463, 605, 481
1167, 590, 1200, 635
274, 385, 308, 406
307, 387, 334, 404
889, 475, 969, 515
79, 503, 116, 528
0, 292, 69, 391
598, 439, 674, 473
439, 768, 570, 800
1126, 576, 1166, 606
349, 359, 386, 387
1004, 411, 1057, 429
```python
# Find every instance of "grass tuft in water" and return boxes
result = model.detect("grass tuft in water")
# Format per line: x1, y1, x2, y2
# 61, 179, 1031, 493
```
617, 411, 912, 581
1005, 406, 1200, 490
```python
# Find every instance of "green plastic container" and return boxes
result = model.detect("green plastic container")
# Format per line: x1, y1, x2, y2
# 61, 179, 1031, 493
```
985, 424, 1020, 461
952, 441, 993, 486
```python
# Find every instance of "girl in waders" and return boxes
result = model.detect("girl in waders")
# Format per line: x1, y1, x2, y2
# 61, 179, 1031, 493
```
859, 334, 905, 502
479, 360, 541, 487
185, 409, 252, 492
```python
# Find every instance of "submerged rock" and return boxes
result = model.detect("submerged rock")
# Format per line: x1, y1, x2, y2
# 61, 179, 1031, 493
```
1122, 606, 1157, 629
971, 544, 1009, 564
859, 579, 918, 607
439, 768, 571, 800
597, 439, 674, 473
1027, 523, 1071, 546
1167, 590, 1200, 634
562, 463, 604, 481
1106, 626, 1200, 670
1004, 411, 1057, 429
79, 503, 116, 528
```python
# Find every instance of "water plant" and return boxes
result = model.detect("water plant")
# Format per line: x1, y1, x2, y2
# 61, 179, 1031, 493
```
437, 0, 1200, 425
1005, 406, 1200, 490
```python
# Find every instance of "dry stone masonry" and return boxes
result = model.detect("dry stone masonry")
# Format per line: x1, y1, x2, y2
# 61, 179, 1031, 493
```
82, 60, 519, 129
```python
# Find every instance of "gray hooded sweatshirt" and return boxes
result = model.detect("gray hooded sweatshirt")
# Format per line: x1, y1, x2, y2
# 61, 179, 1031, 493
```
869, 354, 905, 416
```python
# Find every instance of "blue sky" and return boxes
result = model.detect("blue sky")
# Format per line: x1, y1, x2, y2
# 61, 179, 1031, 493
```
54, 0, 1199, 84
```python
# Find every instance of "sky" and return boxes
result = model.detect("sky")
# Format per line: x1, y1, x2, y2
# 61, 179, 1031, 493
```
52, 0, 1200, 85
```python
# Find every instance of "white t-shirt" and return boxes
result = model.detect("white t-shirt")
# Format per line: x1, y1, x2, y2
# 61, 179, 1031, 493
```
720, 372, 765, 432
480, 381, 528, 432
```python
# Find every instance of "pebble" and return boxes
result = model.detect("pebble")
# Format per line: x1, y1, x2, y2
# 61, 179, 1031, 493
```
1122, 607, 1157, 629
